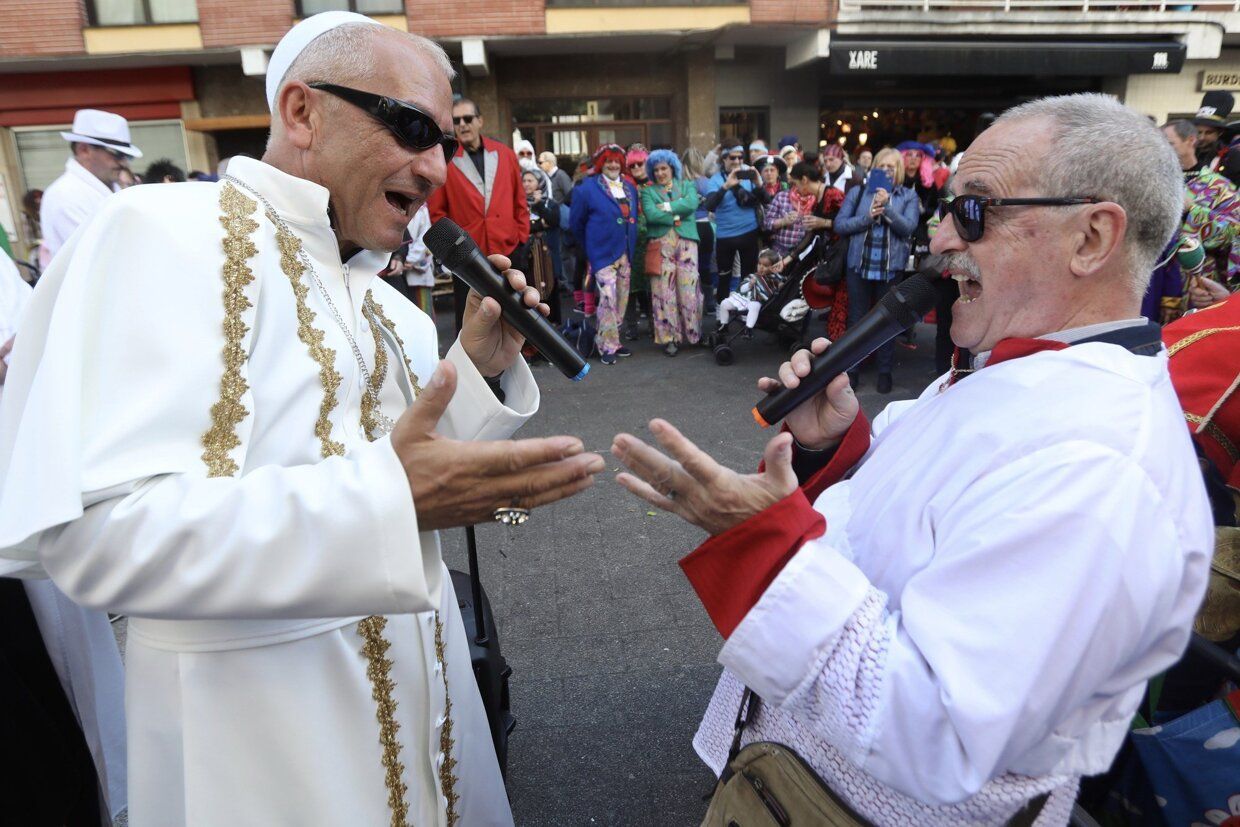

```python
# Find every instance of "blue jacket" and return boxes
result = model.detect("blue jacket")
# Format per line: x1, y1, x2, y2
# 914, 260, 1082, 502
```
834, 184, 920, 276
570, 174, 640, 274
705, 173, 760, 239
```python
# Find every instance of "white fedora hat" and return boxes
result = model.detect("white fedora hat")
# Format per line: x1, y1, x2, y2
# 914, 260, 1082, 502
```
60, 109, 143, 159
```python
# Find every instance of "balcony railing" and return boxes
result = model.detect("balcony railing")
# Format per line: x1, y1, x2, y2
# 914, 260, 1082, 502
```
839, 0, 1239, 12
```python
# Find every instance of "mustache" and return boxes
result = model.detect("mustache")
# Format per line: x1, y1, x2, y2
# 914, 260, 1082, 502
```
942, 253, 981, 280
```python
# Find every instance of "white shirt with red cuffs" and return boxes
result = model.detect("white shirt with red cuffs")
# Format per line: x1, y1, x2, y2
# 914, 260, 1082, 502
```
681, 336, 1213, 826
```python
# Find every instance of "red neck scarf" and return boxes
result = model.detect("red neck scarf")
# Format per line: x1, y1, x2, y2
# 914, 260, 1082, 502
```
789, 189, 815, 215
945, 338, 1069, 389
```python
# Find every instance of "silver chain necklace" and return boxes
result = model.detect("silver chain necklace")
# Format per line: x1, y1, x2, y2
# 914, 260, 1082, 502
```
222, 175, 395, 435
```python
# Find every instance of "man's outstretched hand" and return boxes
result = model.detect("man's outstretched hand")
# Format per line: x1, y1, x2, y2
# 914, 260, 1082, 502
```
392, 361, 604, 530
612, 419, 799, 536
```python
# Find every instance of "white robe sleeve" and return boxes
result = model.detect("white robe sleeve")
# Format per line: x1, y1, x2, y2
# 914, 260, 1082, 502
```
439, 339, 538, 441
36, 436, 433, 619
718, 441, 1210, 805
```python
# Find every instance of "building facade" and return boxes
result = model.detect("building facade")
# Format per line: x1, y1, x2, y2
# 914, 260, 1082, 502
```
1, 0, 1239, 257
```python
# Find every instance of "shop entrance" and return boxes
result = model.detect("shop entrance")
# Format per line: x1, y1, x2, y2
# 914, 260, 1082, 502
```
511, 96, 675, 164
817, 74, 1103, 159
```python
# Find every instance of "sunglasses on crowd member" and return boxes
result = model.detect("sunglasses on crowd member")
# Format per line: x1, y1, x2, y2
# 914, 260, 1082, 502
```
937, 194, 1098, 243
726, 154, 744, 162
309, 82, 459, 163
519, 151, 535, 158
453, 114, 476, 126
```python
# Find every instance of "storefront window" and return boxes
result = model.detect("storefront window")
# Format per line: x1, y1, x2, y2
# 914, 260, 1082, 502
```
719, 107, 768, 148
297, 0, 404, 13
817, 107, 972, 158
513, 96, 674, 160
89, 0, 198, 25
15, 121, 190, 192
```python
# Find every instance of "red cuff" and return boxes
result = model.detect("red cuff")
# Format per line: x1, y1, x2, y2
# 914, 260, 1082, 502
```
679, 489, 827, 639
800, 411, 871, 502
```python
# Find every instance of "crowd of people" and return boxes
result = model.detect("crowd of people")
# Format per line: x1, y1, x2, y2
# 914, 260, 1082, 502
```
0, 14, 1238, 824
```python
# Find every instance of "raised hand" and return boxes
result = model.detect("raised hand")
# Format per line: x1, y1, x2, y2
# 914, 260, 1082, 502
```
391, 361, 604, 530
757, 337, 859, 450
612, 419, 798, 536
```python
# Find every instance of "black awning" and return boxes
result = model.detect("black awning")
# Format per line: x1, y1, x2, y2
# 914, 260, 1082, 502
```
828, 39, 1186, 77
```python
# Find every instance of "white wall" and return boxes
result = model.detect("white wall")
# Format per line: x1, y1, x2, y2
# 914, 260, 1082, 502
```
1122, 50, 1240, 122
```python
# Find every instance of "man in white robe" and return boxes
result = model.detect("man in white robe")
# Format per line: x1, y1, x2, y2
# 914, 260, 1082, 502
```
39, 108, 141, 266
612, 94, 1214, 824
0, 15, 604, 827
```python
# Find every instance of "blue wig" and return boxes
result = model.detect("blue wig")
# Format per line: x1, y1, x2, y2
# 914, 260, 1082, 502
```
645, 148, 683, 181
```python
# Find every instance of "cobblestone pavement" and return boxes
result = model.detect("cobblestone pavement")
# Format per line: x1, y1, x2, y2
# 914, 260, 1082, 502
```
437, 316, 938, 826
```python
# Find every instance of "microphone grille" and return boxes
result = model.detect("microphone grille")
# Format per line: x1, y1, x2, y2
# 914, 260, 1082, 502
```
422, 218, 475, 267
880, 272, 938, 328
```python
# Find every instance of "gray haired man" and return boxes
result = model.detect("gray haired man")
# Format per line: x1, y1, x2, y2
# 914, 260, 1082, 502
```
612, 94, 1211, 825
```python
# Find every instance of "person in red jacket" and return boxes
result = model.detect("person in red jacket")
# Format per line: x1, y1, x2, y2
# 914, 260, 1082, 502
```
428, 97, 530, 333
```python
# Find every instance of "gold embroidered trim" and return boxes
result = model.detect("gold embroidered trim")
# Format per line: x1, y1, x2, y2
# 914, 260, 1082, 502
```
357, 615, 411, 827
360, 293, 390, 441
269, 215, 346, 458
368, 296, 424, 396
1186, 412, 1240, 462
201, 184, 259, 477
434, 613, 461, 826
1166, 324, 1240, 357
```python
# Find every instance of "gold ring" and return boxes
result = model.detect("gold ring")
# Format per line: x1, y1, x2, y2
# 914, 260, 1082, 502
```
493, 506, 531, 526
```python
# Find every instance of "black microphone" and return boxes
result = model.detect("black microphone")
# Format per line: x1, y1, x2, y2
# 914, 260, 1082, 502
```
753, 271, 937, 427
423, 218, 589, 382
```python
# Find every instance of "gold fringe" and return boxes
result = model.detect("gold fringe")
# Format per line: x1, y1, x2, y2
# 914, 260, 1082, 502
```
201, 184, 258, 477
1166, 324, 1240, 357
434, 613, 461, 826
367, 296, 424, 396
357, 615, 411, 827
360, 293, 390, 441
1185, 412, 1240, 463
270, 216, 346, 459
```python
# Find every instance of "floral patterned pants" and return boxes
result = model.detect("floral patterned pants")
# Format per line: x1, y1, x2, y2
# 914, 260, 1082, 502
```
649, 236, 702, 345
594, 255, 631, 356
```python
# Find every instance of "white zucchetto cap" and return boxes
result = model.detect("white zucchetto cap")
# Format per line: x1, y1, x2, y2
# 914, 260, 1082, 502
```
265, 11, 383, 112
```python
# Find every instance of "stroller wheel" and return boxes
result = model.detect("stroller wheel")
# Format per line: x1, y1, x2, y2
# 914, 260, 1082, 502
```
713, 344, 734, 366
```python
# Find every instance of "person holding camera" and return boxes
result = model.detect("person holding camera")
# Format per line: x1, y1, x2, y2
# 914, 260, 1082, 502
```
704, 143, 771, 308
834, 147, 920, 394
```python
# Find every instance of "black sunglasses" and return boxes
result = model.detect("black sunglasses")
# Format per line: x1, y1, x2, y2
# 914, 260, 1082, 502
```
937, 194, 1098, 243
453, 114, 476, 126
308, 82, 458, 163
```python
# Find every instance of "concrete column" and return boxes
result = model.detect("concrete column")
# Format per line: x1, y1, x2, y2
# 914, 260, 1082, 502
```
465, 73, 502, 141
180, 100, 218, 175
685, 47, 717, 154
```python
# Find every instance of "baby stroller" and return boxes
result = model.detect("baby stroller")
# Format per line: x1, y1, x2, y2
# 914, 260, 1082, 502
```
704, 269, 813, 366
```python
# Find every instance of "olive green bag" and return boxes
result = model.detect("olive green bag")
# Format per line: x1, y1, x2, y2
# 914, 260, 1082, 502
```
701, 690, 872, 827
701, 690, 1049, 827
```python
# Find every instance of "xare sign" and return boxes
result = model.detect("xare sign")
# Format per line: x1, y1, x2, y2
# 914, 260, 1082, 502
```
829, 40, 1185, 76
848, 50, 878, 71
